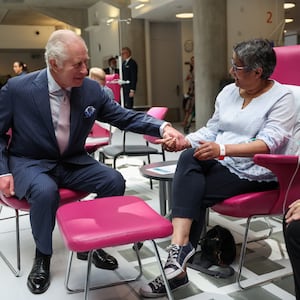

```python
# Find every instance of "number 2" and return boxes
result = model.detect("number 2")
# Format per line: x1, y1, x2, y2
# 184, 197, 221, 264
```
267, 11, 272, 23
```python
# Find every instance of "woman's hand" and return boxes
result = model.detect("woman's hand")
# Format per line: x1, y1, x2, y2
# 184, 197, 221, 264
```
193, 141, 221, 160
285, 200, 300, 224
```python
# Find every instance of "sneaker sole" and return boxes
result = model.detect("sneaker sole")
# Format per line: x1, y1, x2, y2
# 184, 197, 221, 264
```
139, 280, 189, 298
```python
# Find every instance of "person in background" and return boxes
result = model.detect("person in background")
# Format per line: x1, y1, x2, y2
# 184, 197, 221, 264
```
89, 67, 115, 101
121, 46, 138, 109
182, 56, 195, 134
104, 56, 119, 75
12, 61, 28, 76
284, 200, 300, 300
140, 38, 296, 297
0, 29, 185, 295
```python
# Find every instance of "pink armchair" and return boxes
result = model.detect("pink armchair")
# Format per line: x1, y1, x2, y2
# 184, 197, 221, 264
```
209, 45, 300, 288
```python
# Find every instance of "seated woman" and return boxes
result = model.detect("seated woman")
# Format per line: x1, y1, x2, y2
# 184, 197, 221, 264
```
284, 200, 300, 300
140, 38, 297, 298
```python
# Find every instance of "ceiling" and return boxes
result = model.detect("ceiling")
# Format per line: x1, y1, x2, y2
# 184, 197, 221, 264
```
0, 0, 299, 35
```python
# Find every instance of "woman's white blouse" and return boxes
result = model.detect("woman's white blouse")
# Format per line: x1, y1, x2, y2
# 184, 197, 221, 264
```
186, 81, 297, 181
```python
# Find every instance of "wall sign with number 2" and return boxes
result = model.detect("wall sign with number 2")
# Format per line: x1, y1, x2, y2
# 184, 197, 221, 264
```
267, 11, 272, 23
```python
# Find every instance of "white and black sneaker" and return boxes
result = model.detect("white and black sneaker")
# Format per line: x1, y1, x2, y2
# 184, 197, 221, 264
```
164, 242, 195, 279
139, 274, 189, 298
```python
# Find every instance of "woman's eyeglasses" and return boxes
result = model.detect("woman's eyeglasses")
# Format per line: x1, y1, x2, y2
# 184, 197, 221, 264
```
231, 59, 248, 72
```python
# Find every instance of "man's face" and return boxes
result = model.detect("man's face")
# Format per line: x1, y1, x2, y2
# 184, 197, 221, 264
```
50, 41, 89, 89
110, 59, 117, 68
121, 49, 130, 61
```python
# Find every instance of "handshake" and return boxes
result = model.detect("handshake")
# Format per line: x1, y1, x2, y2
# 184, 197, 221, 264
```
155, 124, 190, 152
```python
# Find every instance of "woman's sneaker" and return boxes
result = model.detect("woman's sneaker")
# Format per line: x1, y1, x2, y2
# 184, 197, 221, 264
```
139, 274, 189, 298
164, 242, 195, 279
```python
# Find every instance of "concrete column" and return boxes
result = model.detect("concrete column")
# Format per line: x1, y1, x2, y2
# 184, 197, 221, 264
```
193, 0, 227, 128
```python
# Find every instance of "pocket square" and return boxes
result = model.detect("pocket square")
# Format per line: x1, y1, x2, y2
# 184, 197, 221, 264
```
84, 106, 96, 118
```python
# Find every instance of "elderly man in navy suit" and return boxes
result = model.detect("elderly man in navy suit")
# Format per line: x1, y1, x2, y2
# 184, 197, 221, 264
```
121, 46, 138, 109
0, 29, 185, 294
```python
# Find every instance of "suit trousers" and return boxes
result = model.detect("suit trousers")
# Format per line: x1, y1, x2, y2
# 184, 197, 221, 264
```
283, 218, 300, 299
25, 161, 125, 255
171, 148, 278, 248
123, 86, 134, 109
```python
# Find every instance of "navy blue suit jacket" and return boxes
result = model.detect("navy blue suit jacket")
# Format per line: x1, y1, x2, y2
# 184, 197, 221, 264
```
122, 58, 138, 92
0, 69, 163, 197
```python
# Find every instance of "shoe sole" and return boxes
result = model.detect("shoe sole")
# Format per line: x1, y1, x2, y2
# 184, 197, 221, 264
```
139, 280, 189, 298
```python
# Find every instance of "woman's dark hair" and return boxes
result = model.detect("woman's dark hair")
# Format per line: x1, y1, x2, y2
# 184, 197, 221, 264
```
233, 39, 276, 79
15, 61, 27, 72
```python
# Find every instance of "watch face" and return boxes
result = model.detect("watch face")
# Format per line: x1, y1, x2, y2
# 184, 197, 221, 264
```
184, 40, 193, 52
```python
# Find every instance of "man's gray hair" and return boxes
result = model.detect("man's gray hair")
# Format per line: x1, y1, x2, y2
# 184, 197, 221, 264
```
44, 30, 87, 68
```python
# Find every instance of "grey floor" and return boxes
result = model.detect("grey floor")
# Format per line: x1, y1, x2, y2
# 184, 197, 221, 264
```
0, 124, 296, 300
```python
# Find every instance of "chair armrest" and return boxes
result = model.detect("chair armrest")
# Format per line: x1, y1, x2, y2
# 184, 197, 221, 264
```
254, 154, 299, 178
254, 154, 300, 212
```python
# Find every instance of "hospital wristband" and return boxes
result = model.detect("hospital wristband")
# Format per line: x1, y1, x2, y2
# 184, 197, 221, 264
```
219, 144, 226, 160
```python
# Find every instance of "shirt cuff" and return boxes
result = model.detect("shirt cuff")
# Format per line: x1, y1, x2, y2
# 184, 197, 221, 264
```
159, 122, 171, 136
0, 173, 12, 178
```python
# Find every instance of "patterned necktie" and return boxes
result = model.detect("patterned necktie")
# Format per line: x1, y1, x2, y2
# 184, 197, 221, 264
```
56, 89, 70, 154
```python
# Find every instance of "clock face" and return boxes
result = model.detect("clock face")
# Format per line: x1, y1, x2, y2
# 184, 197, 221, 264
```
184, 40, 193, 52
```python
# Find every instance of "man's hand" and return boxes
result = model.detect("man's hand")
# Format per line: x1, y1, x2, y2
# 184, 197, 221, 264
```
155, 124, 189, 151
0, 174, 15, 198
286, 199, 300, 224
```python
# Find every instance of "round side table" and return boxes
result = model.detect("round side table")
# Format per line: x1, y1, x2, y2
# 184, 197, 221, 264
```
140, 160, 177, 216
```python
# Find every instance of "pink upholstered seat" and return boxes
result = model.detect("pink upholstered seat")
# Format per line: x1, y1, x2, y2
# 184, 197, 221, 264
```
56, 195, 174, 300
1, 189, 88, 212
85, 122, 111, 155
271, 45, 300, 86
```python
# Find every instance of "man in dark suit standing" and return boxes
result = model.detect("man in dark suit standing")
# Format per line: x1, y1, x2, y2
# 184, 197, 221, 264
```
0, 29, 185, 295
121, 47, 138, 109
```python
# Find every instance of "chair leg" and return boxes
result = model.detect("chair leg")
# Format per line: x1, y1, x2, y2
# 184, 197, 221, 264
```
151, 240, 174, 300
237, 216, 251, 289
0, 208, 21, 277
84, 251, 93, 300
237, 216, 282, 289
64, 243, 144, 296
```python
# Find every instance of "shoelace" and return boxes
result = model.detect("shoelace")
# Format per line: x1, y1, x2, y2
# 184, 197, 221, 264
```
166, 244, 180, 261
165, 244, 184, 272
151, 276, 165, 290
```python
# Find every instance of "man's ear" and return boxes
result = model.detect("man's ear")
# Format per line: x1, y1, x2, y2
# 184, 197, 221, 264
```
49, 59, 59, 72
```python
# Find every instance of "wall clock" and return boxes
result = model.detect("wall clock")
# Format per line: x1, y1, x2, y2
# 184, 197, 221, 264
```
184, 40, 193, 53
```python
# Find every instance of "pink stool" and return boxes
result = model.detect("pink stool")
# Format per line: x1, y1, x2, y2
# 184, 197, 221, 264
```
56, 195, 174, 300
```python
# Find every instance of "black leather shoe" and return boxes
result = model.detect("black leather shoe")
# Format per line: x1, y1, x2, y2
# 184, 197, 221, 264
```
77, 249, 118, 270
27, 256, 51, 294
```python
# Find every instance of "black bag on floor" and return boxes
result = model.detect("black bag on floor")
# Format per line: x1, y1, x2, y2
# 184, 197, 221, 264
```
187, 225, 236, 278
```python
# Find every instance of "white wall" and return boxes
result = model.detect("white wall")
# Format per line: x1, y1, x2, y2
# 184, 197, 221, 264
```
0, 25, 55, 49
87, 2, 120, 69
0, 25, 55, 78
227, 0, 284, 64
